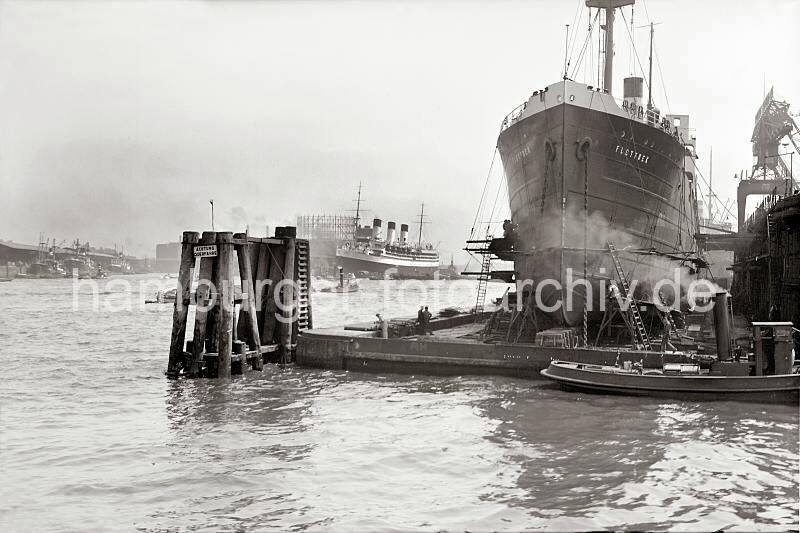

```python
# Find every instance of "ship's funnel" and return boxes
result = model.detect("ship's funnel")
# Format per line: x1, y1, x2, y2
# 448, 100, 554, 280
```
372, 218, 382, 240
623, 77, 643, 99
386, 222, 397, 245
400, 224, 409, 244
623, 77, 644, 117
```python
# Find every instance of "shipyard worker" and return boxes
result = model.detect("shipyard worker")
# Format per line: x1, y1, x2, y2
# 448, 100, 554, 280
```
417, 306, 425, 335
375, 313, 388, 339
660, 328, 676, 353
502, 219, 515, 239
607, 281, 621, 303
423, 306, 432, 335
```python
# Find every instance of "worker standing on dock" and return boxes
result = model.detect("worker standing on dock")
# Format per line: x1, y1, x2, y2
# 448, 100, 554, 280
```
417, 306, 425, 335
375, 313, 388, 339
423, 306, 432, 335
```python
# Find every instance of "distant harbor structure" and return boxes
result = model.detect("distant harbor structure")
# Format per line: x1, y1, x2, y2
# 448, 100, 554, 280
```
296, 214, 359, 276
155, 241, 183, 273
0, 235, 144, 278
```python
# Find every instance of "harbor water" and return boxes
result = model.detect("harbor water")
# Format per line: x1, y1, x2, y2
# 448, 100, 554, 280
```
1, 275, 798, 531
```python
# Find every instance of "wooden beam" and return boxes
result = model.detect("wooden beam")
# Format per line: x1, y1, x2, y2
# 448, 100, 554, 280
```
167, 231, 199, 377
214, 232, 235, 378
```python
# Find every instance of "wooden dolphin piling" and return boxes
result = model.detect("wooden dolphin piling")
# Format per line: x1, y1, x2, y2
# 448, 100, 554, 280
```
166, 227, 311, 378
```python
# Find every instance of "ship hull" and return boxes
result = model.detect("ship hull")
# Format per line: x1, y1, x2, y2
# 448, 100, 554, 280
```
498, 88, 697, 326
335, 249, 439, 279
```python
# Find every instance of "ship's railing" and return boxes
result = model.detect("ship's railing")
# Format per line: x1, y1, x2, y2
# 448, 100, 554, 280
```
500, 101, 528, 132
500, 88, 683, 142
614, 96, 684, 142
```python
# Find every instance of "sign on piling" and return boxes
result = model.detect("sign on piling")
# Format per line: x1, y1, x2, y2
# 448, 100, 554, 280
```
194, 245, 218, 258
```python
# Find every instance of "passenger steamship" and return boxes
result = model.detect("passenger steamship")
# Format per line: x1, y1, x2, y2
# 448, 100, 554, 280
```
336, 205, 440, 279
496, 0, 701, 326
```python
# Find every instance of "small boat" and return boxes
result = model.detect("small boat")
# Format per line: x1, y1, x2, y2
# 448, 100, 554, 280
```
0, 278, 12, 282
145, 288, 177, 304
541, 360, 800, 404
321, 268, 359, 293
320, 279, 359, 293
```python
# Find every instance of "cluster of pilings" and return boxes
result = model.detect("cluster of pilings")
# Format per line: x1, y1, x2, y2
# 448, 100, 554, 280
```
166, 227, 311, 378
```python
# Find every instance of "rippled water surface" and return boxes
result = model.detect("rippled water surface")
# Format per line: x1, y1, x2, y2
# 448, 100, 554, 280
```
1, 275, 798, 531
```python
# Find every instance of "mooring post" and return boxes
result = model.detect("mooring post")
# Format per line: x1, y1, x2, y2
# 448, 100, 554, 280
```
167, 231, 199, 377
215, 231, 235, 378
279, 227, 296, 364
205, 247, 221, 355
188, 231, 216, 376
234, 233, 263, 370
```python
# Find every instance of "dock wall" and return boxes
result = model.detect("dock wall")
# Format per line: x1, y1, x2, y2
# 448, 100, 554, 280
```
297, 329, 692, 379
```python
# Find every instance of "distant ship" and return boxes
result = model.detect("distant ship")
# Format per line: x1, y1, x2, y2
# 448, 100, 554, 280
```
26, 235, 65, 279
335, 201, 440, 279
494, 0, 701, 327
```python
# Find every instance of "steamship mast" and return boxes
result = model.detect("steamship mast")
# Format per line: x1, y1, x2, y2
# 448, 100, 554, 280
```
586, 0, 634, 95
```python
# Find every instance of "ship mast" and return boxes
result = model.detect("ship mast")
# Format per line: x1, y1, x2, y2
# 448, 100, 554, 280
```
586, 0, 634, 95
708, 147, 714, 222
353, 182, 362, 245
647, 21, 654, 110
417, 202, 425, 248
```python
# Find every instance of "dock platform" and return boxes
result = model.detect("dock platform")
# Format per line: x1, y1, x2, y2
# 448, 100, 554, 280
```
297, 313, 694, 379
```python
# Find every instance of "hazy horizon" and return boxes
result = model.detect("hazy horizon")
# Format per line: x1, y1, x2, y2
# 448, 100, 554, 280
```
1, 0, 798, 264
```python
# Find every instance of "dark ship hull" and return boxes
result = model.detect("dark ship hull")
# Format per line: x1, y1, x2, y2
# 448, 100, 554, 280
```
335, 250, 439, 279
497, 80, 699, 326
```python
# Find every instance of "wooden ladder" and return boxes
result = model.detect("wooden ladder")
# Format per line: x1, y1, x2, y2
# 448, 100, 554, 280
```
474, 236, 492, 314
607, 242, 652, 350
295, 240, 312, 330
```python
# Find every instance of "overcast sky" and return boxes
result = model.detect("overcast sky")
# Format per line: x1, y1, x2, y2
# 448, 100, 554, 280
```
1, 0, 798, 260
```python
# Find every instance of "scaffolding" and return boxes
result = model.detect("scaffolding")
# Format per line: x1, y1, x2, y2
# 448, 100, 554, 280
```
296, 215, 356, 242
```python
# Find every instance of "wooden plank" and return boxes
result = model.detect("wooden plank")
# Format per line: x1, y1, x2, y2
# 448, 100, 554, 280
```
280, 236, 296, 364
259, 343, 279, 353
205, 248, 220, 356
253, 242, 270, 335
167, 231, 199, 377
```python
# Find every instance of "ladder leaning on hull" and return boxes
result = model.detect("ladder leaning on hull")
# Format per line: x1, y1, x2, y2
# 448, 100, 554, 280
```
607, 241, 652, 350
